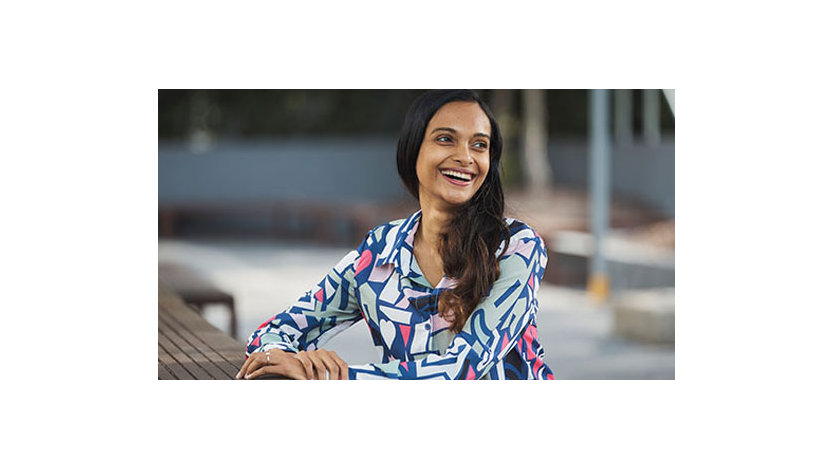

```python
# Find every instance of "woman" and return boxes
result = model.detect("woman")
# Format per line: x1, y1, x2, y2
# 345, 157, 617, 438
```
237, 89, 554, 380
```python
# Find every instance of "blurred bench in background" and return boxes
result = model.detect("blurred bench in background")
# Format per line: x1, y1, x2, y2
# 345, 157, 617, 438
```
158, 262, 238, 338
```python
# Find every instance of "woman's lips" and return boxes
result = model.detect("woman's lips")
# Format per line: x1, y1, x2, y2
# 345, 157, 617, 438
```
440, 171, 473, 186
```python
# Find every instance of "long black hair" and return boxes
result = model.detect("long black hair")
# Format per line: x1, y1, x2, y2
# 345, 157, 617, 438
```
396, 89, 510, 333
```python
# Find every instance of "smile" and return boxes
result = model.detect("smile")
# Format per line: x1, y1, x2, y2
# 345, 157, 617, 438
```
439, 169, 474, 186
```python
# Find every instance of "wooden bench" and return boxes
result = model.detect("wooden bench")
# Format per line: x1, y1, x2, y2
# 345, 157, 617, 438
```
158, 280, 245, 379
158, 262, 237, 338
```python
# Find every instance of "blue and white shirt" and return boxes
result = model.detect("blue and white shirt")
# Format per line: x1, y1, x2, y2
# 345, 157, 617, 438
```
245, 210, 555, 380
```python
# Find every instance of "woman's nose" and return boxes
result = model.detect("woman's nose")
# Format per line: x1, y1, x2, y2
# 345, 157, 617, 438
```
453, 145, 474, 165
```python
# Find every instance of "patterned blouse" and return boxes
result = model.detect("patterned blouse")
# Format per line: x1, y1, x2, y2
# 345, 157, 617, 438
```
245, 210, 555, 380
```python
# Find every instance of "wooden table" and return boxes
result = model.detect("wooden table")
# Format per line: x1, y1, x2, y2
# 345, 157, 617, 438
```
158, 280, 246, 379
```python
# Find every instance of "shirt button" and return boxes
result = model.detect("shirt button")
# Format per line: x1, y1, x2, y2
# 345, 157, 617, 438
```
425, 324, 431, 330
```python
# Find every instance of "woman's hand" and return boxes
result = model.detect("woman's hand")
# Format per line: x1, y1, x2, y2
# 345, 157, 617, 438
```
236, 349, 307, 380
236, 348, 349, 380
295, 349, 350, 380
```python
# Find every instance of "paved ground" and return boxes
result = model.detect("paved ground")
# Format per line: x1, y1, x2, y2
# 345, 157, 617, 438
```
159, 237, 674, 379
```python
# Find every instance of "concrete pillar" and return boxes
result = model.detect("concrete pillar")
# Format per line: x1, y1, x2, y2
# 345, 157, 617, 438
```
589, 89, 611, 303
614, 89, 633, 146
642, 89, 661, 147
521, 89, 553, 192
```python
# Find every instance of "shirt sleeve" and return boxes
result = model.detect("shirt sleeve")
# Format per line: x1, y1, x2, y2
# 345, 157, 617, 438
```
244, 244, 364, 357
348, 228, 547, 379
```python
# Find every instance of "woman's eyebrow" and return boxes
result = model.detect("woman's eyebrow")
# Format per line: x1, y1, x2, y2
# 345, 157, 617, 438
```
430, 127, 458, 135
430, 127, 490, 139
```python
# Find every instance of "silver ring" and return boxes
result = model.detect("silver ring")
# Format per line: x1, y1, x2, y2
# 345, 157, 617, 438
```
266, 350, 271, 365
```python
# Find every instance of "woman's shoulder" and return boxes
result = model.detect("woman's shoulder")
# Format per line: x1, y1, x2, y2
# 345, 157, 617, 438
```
364, 214, 412, 244
355, 212, 420, 257
499, 217, 547, 258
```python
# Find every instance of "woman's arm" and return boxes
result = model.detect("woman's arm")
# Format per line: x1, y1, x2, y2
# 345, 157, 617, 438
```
348, 227, 547, 380
245, 243, 364, 358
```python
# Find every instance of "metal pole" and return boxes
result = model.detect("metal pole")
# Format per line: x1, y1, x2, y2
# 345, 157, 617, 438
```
588, 89, 610, 302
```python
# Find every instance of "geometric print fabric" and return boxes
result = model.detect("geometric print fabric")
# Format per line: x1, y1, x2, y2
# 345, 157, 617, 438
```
245, 210, 555, 380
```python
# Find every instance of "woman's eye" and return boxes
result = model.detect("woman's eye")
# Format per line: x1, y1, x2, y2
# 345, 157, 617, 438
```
436, 136, 452, 143
473, 141, 488, 150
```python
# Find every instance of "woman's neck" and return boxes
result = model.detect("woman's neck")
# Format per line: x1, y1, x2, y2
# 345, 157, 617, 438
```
416, 202, 453, 253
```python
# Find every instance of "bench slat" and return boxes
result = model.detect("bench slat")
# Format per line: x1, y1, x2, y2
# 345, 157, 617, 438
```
158, 322, 215, 380
158, 342, 195, 379
158, 310, 231, 379
158, 280, 245, 380
159, 307, 241, 378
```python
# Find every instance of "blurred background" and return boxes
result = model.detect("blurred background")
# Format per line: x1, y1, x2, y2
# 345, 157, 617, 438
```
158, 89, 675, 379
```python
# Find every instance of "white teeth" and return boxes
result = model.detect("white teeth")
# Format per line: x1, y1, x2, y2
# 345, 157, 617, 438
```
440, 170, 472, 181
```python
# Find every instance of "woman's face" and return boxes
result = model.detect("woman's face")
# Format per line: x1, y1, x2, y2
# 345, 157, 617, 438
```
415, 101, 491, 210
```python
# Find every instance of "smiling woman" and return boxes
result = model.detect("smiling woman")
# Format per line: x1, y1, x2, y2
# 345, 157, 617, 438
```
238, 90, 555, 380
413, 103, 492, 208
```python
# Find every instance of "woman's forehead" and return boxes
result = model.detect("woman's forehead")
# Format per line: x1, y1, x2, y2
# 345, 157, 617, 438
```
427, 101, 491, 135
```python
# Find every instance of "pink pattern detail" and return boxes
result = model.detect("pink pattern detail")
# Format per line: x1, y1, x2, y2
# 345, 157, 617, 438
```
289, 312, 308, 330
400, 361, 409, 373
503, 237, 520, 255
355, 249, 373, 274
402, 287, 428, 299
399, 324, 411, 345
513, 239, 536, 259
436, 277, 458, 289
528, 272, 535, 289
431, 312, 452, 332
251, 336, 260, 347
523, 325, 537, 359
501, 332, 510, 352
314, 288, 324, 303
368, 263, 394, 283
466, 365, 476, 380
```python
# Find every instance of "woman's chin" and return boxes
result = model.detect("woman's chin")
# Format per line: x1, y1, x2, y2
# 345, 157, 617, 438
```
419, 186, 478, 209
440, 192, 474, 207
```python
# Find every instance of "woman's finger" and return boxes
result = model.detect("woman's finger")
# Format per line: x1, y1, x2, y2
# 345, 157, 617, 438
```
245, 365, 273, 380
237, 354, 255, 379
244, 353, 267, 378
279, 356, 310, 380
307, 351, 328, 380
328, 351, 350, 380
316, 351, 339, 380
247, 365, 287, 380
246, 355, 308, 380
295, 351, 314, 380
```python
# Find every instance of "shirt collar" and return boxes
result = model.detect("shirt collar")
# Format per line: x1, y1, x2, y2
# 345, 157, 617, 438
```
376, 210, 422, 275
